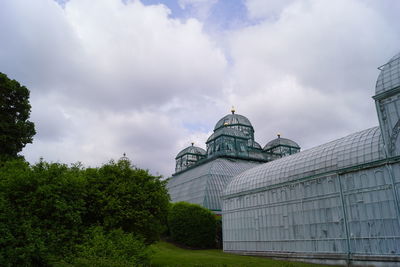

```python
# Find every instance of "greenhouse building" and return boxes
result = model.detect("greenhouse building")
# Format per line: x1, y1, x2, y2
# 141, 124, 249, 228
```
167, 109, 300, 214
222, 52, 400, 265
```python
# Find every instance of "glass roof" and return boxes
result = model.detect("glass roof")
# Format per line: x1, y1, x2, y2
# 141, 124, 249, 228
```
376, 52, 400, 95
168, 158, 261, 211
224, 126, 384, 197
263, 137, 300, 150
214, 113, 253, 131
175, 145, 206, 159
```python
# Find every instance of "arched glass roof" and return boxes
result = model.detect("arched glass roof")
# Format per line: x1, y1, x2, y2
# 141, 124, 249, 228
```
376, 52, 400, 95
175, 145, 206, 159
214, 113, 253, 131
263, 137, 300, 150
224, 126, 385, 197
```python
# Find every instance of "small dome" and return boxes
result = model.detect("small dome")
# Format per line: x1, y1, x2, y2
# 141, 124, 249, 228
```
214, 113, 253, 131
175, 144, 206, 159
206, 127, 247, 143
264, 137, 300, 151
376, 52, 400, 95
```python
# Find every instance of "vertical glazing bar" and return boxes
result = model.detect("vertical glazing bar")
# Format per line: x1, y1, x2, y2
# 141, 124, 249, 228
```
337, 174, 351, 263
385, 164, 400, 229
375, 100, 390, 157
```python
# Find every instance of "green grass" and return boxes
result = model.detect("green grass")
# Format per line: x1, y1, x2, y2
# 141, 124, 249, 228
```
150, 241, 332, 267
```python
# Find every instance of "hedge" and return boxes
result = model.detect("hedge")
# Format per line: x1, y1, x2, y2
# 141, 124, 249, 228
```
168, 202, 217, 248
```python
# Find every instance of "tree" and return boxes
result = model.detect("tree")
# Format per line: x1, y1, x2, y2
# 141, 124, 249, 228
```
0, 72, 35, 160
83, 159, 170, 244
0, 158, 168, 265
0, 160, 87, 265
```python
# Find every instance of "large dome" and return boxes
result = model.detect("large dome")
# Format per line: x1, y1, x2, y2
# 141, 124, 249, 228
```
376, 52, 400, 95
175, 144, 206, 159
214, 112, 253, 131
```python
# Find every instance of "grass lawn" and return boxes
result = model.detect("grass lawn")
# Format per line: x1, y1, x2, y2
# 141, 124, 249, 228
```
150, 241, 333, 267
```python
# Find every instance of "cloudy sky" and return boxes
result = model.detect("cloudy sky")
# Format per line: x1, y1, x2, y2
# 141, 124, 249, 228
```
1, 0, 399, 177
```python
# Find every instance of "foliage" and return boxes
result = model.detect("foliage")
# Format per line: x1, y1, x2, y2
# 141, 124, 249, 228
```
0, 72, 35, 160
83, 159, 170, 243
0, 158, 169, 266
0, 160, 86, 266
168, 202, 217, 248
71, 226, 151, 267
151, 241, 327, 267
215, 216, 223, 249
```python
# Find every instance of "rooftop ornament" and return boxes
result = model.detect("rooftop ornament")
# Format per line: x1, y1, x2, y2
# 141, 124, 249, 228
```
120, 152, 129, 161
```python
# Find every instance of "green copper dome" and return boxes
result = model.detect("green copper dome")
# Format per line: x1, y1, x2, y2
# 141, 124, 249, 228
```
263, 136, 300, 150
376, 52, 400, 95
214, 112, 253, 131
175, 144, 206, 173
263, 135, 300, 159
175, 144, 206, 159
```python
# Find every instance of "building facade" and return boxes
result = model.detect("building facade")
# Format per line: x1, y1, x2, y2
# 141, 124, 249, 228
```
222, 52, 400, 265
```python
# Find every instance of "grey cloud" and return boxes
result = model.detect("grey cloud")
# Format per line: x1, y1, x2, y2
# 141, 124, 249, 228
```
226, 0, 400, 154
3, 0, 400, 178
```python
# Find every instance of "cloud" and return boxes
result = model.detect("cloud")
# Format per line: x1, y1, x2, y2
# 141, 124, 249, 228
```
1, 0, 399, 177
0, 0, 227, 176
178, 0, 218, 20
228, 0, 400, 149
245, 0, 295, 20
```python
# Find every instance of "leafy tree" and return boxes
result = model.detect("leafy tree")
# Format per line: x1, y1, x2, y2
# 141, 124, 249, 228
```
0, 160, 87, 266
83, 159, 170, 244
168, 202, 217, 248
0, 158, 169, 266
0, 72, 35, 160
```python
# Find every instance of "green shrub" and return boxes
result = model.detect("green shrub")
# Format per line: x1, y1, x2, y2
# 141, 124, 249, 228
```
0, 159, 86, 266
0, 158, 170, 266
168, 202, 217, 248
83, 159, 170, 243
71, 226, 151, 267
215, 216, 223, 249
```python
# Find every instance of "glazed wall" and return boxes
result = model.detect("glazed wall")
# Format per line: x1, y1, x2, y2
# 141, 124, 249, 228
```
222, 163, 400, 258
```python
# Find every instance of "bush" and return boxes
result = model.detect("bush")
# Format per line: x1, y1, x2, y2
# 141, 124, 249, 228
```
0, 158, 170, 266
71, 226, 151, 267
0, 159, 86, 266
168, 202, 217, 248
83, 159, 170, 244
215, 216, 223, 249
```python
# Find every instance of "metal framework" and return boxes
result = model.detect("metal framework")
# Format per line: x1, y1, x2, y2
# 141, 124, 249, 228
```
168, 110, 300, 213
221, 52, 400, 265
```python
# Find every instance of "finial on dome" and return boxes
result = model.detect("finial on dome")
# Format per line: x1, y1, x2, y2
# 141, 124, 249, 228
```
191, 142, 194, 146
277, 133, 281, 138
120, 152, 129, 162
231, 106, 235, 114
